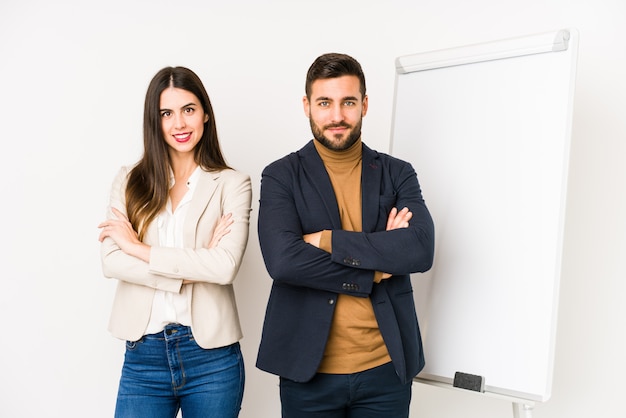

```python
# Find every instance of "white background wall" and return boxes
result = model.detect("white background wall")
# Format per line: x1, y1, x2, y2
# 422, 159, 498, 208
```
0, 1, 624, 417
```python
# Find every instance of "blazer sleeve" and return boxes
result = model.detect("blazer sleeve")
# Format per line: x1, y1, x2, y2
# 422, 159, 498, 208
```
331, 159, 435, 275
100, 168, 252, 290
258, 159, 376, 297
100, 166, 182, 293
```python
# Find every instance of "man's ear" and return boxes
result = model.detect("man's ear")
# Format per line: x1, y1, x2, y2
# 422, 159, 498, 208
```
361, 95, 369, 117
303, 95, 311, 117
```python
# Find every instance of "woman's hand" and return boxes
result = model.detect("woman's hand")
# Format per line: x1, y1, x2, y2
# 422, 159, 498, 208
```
98, 207, 150, 262
182, 213, 234, 285
207, 213, 233, 249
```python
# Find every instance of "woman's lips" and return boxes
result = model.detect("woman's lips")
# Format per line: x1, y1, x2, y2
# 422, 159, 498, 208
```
174, 132, 191, 142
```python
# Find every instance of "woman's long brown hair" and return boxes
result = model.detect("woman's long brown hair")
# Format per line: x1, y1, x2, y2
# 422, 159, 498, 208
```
125, 67, 230, 240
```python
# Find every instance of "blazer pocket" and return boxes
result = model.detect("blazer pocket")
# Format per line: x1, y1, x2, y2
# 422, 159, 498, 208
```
379, 193, 398, 220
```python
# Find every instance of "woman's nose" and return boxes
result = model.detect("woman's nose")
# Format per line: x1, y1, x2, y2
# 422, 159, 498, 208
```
174, 113, 186, 128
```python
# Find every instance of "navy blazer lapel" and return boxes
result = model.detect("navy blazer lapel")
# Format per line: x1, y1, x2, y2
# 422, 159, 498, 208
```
299, 141, 343, 229
361, 144, 382, 233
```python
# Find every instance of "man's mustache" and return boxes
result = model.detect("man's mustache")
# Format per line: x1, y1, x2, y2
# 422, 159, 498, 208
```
324, 122, 352, 129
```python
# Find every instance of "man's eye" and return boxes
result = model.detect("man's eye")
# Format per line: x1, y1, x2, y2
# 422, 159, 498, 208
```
344, 101, 356, 106
319, 101, 329, 107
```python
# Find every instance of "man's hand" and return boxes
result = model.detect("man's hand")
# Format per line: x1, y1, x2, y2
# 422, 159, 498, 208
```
303, 231, 323, 248
386, 207, 413, 230
380, 207, 413, 280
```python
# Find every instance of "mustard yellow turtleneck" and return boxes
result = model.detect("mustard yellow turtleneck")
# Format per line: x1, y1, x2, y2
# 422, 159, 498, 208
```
313, 138, 391, 374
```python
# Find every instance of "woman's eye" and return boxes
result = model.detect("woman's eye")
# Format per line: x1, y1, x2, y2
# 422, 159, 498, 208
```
161, 111, 171, 118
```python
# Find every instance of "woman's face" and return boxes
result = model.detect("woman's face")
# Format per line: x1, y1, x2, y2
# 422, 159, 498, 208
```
159, 87, 208, 157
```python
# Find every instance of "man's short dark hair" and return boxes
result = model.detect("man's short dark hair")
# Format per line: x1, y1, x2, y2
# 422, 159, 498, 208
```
305, 53, 367, 99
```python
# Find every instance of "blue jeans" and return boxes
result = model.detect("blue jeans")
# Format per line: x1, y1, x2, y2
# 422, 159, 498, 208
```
279, 362, 412, 418
114, 324, 245, 418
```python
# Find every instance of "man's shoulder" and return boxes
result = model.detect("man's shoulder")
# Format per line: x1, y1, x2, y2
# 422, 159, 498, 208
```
262, 140, 316, 173
362, 142, 412, 169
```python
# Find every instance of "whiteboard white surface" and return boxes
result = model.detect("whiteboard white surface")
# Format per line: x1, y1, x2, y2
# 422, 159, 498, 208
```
390, 29, 578, 402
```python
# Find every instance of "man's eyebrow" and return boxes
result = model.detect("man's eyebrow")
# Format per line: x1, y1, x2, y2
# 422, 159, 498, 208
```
314, 96, 359, 102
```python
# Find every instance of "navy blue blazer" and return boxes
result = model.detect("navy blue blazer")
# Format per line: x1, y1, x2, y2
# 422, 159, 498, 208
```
255, 140, 435, 384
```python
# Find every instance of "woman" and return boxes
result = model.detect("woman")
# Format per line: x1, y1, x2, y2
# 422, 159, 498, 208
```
99, 66, 251, 418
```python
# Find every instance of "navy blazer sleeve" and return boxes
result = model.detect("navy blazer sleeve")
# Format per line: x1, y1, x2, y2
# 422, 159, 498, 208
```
331, 153, 434, 276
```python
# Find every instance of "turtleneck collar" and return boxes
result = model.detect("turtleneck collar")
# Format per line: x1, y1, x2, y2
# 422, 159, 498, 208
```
313, 137, 363, 164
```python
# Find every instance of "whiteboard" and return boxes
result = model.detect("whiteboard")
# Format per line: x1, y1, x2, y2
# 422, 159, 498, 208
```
389, 29, 578, 402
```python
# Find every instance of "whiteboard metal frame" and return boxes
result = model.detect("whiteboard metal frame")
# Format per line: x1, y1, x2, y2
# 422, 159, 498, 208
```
395, 29, 571, 73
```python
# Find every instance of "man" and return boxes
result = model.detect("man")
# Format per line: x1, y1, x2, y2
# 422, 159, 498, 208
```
256, 53, 435, 417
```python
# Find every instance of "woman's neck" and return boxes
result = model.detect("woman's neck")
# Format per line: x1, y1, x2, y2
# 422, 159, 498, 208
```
170, 154, 198, 181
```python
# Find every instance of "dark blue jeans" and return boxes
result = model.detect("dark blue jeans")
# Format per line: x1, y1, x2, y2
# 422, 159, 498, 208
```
279, 362, 411, 418
114, 324, 244, 418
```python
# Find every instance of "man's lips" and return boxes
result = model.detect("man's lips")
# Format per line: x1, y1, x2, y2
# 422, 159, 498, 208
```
325, 124, 350, 134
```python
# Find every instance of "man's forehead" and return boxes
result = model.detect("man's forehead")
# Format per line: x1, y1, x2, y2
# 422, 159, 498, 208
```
310, 76, 362, 99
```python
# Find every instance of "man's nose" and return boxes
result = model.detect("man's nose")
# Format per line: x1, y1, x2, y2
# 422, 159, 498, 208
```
329, 104, 344, 123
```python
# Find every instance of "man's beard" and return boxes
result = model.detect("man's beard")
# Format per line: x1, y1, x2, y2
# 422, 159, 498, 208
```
310, 118, 362, 151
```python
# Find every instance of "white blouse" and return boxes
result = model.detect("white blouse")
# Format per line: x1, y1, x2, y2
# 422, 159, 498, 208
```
144, 166, 201, 335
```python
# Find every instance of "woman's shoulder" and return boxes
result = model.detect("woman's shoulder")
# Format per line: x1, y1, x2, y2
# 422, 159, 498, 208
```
207, 167, 251, 183
114, 163, 139, 178
216, 168, 250, 179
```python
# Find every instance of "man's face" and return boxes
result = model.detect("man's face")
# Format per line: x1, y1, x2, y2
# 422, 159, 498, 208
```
303, 75, 368, 151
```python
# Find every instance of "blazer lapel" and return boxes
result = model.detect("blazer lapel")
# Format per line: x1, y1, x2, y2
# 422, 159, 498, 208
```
140, 169, 218, 247
183, 169, 219, 244
300, 141, 343, 229
361, 144, 382, 233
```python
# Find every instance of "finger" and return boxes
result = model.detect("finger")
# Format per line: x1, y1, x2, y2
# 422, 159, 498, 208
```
397, 207, 412, 226
220, 214, 234, 226
214, 218, 234, 235
220, 217, 234, 228
98, 229, 109, 242
386, 207, 398, 230
387, 209, 413, 230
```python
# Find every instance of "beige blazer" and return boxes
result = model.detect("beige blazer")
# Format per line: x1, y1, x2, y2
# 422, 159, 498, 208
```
101, 165, 252, 349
